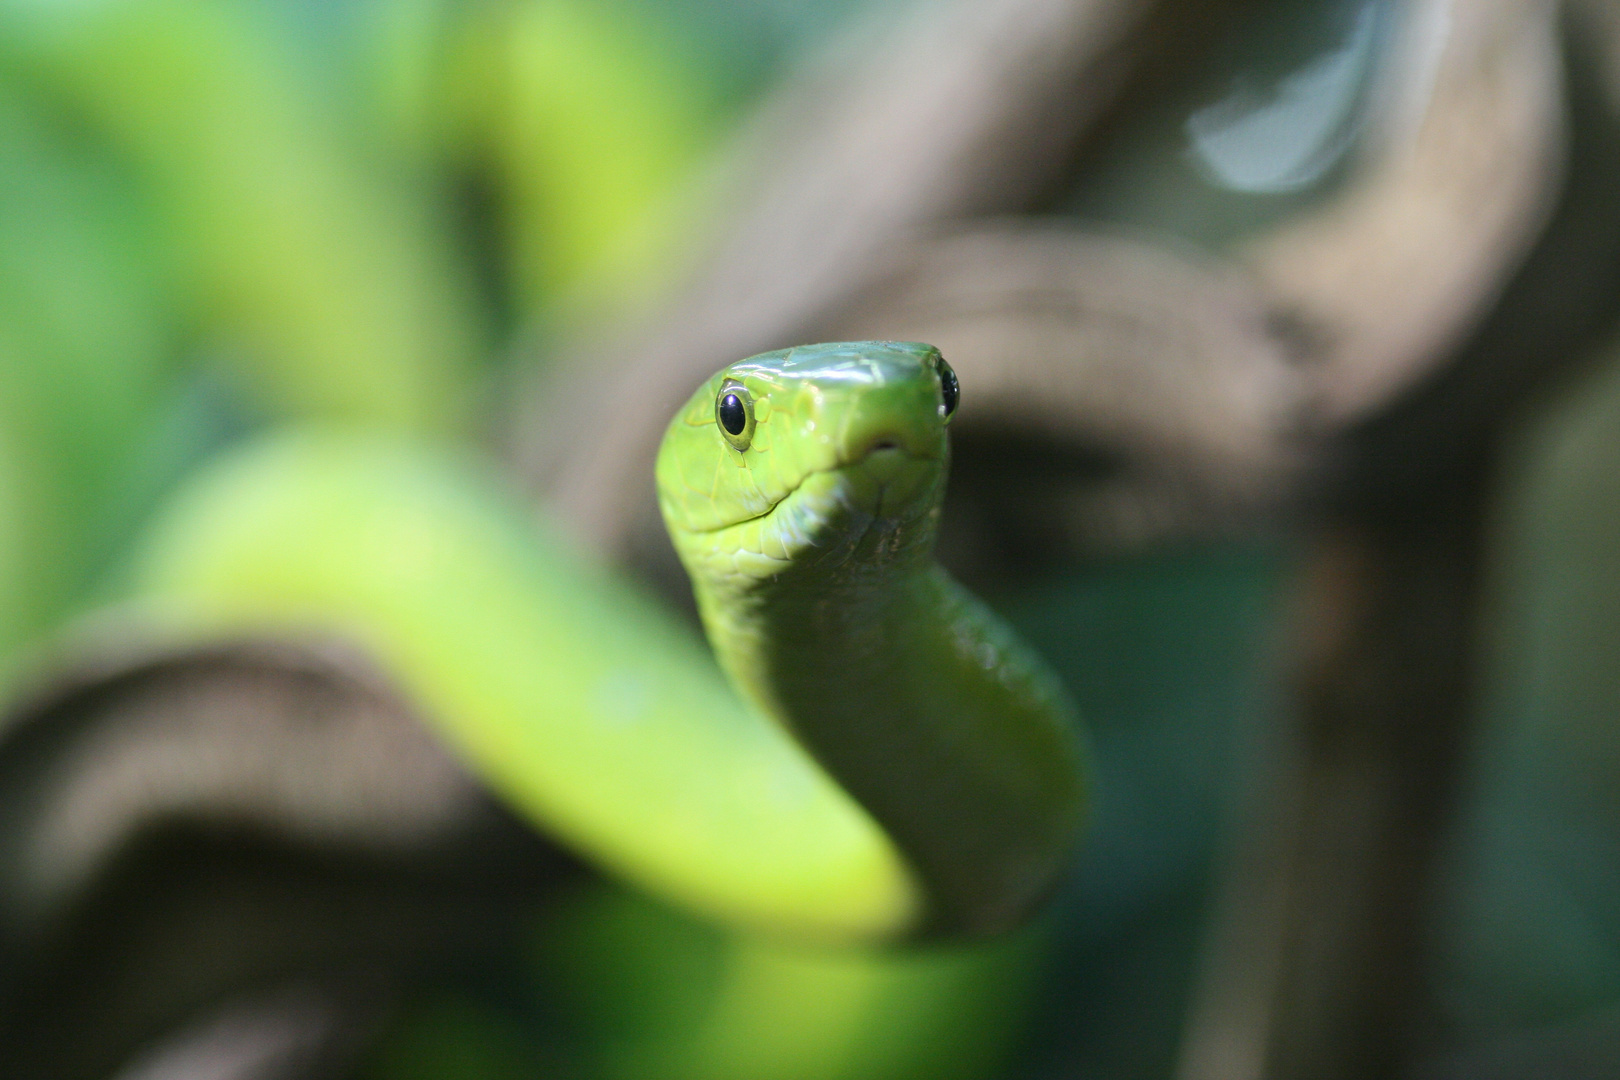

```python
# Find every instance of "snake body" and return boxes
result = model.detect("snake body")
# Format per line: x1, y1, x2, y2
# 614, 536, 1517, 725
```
660, 342, 1085, 934
123, 341, 1086, 941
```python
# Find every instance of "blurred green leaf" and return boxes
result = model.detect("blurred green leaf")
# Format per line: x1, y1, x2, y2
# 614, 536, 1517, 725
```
0, 81, 178, 670
0, 0, 485, 431
446, 0, 730, 318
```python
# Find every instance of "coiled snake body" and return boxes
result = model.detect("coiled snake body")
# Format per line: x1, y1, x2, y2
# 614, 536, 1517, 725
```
128, 341, 1088, 942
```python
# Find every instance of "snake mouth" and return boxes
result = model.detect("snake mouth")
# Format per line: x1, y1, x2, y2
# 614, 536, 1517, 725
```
761, 442, 941, 532
688, 441, 942, 538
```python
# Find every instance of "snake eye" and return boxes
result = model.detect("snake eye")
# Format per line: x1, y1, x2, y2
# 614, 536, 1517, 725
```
937, 358, 959, 421
716, 381, 755, 451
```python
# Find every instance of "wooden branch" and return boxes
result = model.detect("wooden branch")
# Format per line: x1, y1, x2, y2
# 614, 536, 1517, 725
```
1245, 0, 1565, 424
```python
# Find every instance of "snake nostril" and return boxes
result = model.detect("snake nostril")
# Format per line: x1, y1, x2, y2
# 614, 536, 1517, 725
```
871, 440, 899, 452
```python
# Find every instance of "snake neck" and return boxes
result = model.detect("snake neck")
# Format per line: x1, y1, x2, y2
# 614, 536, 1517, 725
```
685, 501, 1086, 936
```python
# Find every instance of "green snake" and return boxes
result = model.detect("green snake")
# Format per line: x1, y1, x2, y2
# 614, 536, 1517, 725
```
123, 341, 1088, 942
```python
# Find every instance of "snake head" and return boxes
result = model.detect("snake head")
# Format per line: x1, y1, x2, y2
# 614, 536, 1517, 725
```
658, 344, 1085, 937
656, 342, 957, 558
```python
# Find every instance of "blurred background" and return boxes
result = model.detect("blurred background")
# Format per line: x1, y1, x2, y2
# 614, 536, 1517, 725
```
2, 0, 1619, 1077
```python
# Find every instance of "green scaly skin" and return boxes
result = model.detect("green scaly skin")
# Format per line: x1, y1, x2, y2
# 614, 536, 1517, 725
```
659, 342, 1086, 934
113, 341, 1086, 942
